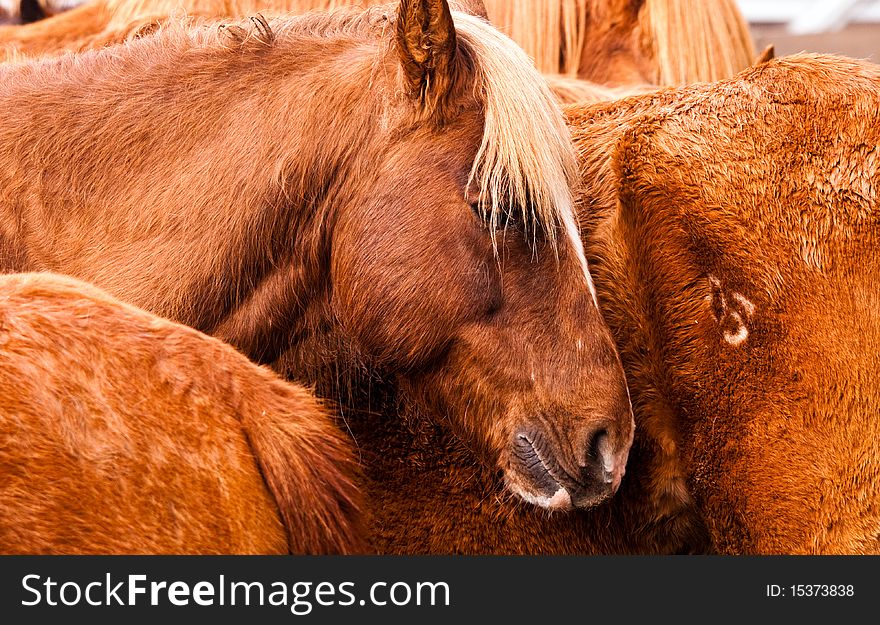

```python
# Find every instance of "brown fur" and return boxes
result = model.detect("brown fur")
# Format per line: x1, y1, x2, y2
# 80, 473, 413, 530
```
544, 74, 654, 105
0, 0, 755, 87
0, 272, 364, 554
566, 54, 880, 554
0, 2, 634, 518
342, 393, 708, 553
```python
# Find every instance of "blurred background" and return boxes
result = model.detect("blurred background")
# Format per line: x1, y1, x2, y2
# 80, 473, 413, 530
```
739, 0, 880, 62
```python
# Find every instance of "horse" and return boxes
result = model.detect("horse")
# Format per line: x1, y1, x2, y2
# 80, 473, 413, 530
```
487, 0, 756, 84
0, 272, 364, 554
0, 0, 755, 87
566, 53, 880, 554
0, 0, 634, 519
346, 51, 880, 556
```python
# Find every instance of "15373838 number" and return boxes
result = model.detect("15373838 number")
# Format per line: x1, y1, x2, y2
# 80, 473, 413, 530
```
790, 585, 854, 597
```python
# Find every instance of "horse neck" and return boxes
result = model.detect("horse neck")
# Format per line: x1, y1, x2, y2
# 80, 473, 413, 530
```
1, 24, 391, 364
204, 48, 393, 365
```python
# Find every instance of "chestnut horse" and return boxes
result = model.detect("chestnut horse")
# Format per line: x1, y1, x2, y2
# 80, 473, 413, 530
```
0, 272, 363, 554
567, 53, 880, 554
0, 1, 634, 516
0, 0, 755, 87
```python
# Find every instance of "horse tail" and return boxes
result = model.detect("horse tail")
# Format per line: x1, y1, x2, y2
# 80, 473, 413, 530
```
238, 378, 367, 554
642, 0, 756, 85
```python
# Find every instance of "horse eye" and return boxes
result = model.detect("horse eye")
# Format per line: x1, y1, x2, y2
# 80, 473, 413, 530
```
470, 201, 488, 222
470, 200, 520, 231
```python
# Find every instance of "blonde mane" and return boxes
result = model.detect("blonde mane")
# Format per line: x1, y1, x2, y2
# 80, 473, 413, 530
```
268, 0, 756, 83
483, 0, 755, 83
453, 11, 579, 250
482, 0, 586, 76
641, 0, 755, 84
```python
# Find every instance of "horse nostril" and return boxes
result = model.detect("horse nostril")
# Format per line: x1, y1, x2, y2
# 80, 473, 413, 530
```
586, 429, 615, 483
564, 428, 618, 509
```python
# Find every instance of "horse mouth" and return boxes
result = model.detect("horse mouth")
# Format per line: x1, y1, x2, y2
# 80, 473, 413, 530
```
507, 480, 573, 511
506, 434, 573, 510
506, 432, 619, 511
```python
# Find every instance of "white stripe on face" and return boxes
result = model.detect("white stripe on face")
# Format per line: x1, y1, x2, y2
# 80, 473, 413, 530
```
560, 208, 599, 307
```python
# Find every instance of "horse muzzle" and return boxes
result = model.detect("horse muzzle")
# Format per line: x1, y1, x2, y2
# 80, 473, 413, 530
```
505, 425, 626, 511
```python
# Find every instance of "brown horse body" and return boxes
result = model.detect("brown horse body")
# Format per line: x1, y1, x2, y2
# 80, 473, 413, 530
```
0, 0, 635, 555
0, 0, 755, 88
0, 272, 363, 554
568, 53, 880, 554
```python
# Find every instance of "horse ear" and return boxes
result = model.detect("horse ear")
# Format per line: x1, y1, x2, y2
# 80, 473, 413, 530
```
396, 0, 459, 109
754, 44, 775, 65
